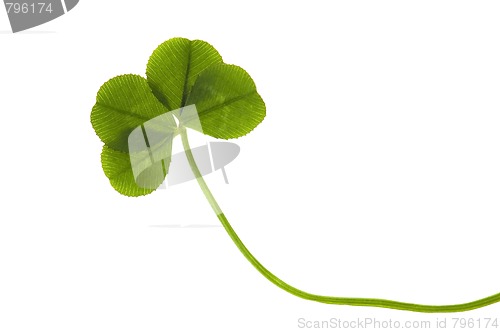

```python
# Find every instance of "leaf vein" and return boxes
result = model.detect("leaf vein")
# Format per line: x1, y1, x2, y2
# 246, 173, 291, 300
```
196, 91, 259, 117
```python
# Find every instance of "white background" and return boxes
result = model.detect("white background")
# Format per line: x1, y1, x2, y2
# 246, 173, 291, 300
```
1, 1, 500, 331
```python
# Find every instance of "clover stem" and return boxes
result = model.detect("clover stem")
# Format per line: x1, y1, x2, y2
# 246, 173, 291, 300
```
178, 126, 222, 215
179, 127, 500, 313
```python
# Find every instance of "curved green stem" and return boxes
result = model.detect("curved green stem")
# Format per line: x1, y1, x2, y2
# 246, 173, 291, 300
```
180, 127, 500, 313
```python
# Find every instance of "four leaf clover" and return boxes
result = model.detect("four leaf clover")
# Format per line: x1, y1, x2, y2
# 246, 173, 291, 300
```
91, 38, 266, 196
90, 37, 500, 313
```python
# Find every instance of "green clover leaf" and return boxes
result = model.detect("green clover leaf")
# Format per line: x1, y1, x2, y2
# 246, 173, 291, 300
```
146, 37, 223, 111
101, 145, 167, 197
186, 63, 266, 139
91, 74, 175, 153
